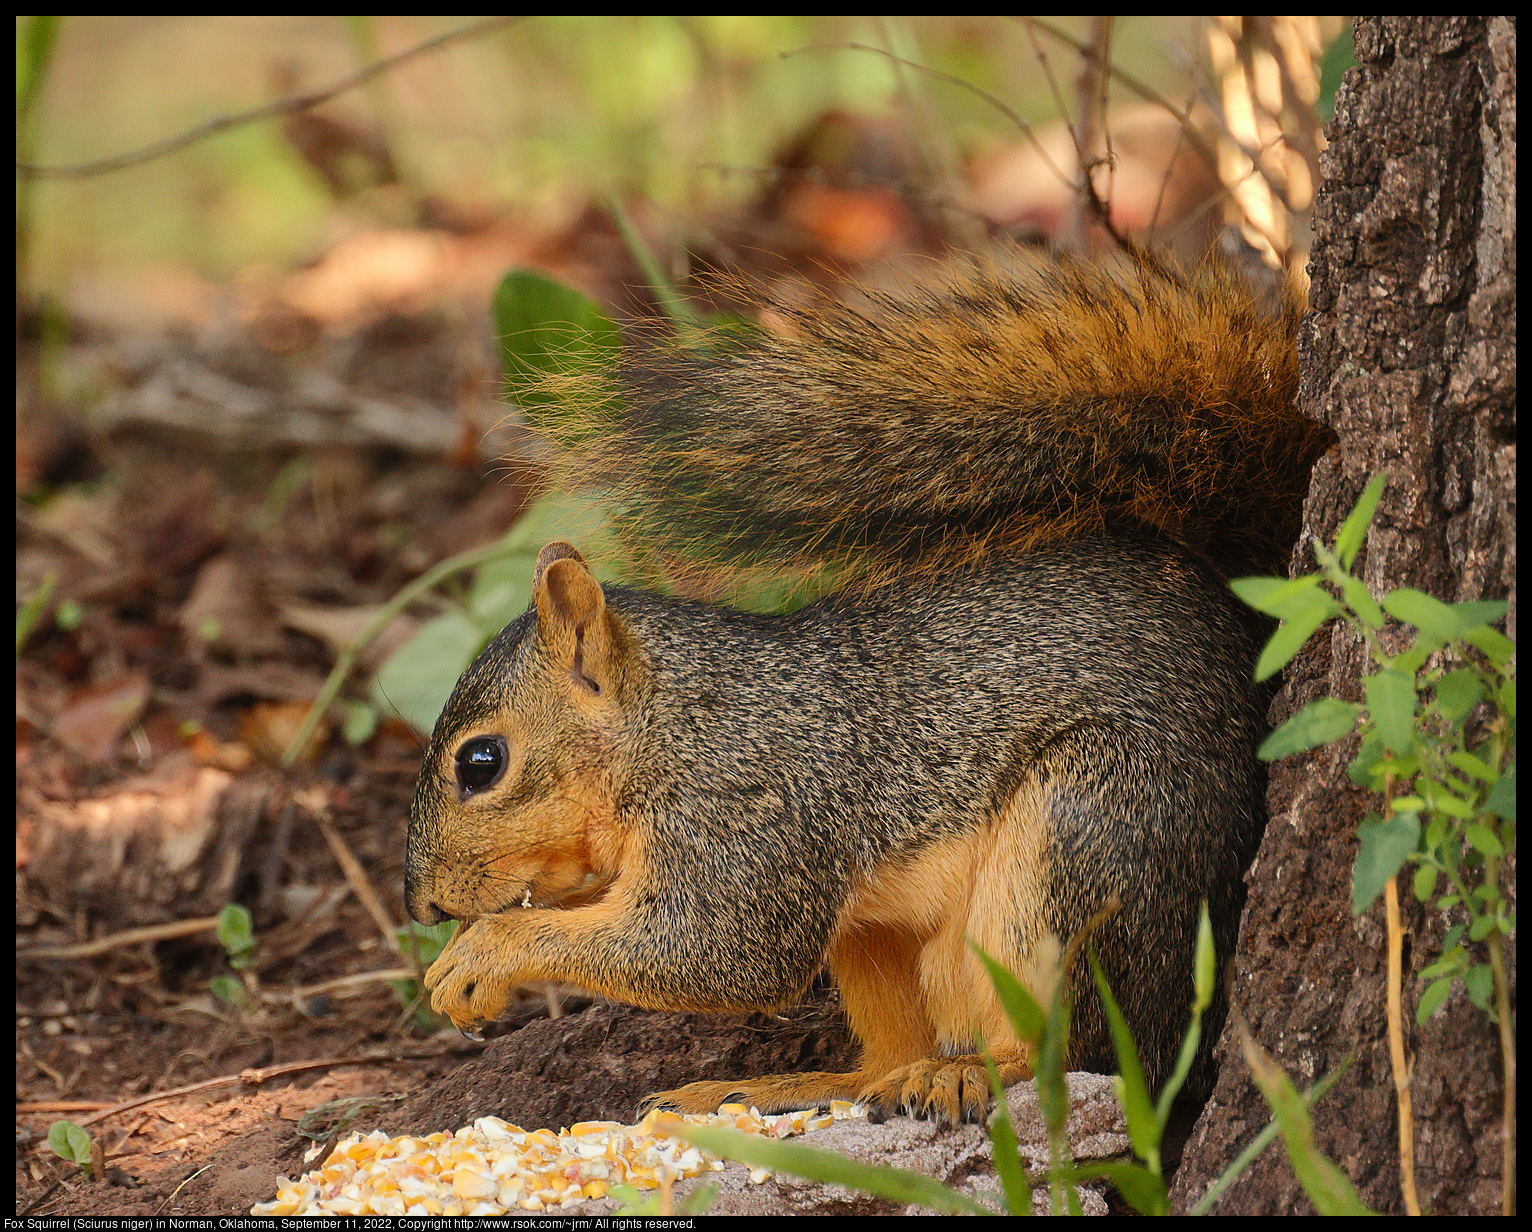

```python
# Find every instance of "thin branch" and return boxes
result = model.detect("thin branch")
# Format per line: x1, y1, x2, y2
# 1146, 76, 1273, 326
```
24, 1046, 484, 1147
781, 40, 1075, 192
1063, 15, 1119, 252
1017, 17, 1222, 176
1384, 875, 1421, 1215
312, 805, 403, 956
18, 916, 221, 962
17, 16, 524, 180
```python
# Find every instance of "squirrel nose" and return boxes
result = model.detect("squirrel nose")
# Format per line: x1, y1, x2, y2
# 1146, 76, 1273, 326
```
409, 898, 450, 926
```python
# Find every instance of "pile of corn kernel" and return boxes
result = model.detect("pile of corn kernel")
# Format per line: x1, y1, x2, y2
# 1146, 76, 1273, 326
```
252, 1100, 866, 1216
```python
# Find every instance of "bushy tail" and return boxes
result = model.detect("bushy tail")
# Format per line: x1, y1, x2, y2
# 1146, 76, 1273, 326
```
550, 250, 1333, 596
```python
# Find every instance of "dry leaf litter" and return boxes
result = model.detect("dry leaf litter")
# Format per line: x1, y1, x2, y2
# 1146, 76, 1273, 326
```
253, 1100, 867, 1215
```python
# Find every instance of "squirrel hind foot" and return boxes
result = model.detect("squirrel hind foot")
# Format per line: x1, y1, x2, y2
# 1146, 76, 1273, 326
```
856, 1051, 1032, 1125
639, 1052, 1032, 1125
639, 1071, 868, 1119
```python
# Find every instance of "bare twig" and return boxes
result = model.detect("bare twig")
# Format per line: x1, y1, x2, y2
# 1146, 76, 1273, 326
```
1487, 918, 1515, 1215
311, 806, 403, 956
782, 40, 1075, 192
1062, 15, 1119, 252
1383, 875, 1420, 1215
156, 1164, 213, 1216
17, 16, 523, 180
1017, 17, 1222, 176
19, 916, 221, 962
25, 1047, 479, 1148
262, 967, 416, 1006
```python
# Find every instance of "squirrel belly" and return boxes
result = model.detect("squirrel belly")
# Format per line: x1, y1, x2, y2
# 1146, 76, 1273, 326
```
404, 251, 1330, 1121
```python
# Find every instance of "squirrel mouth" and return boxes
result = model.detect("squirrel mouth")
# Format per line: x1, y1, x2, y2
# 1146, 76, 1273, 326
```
503, 871, 610, 913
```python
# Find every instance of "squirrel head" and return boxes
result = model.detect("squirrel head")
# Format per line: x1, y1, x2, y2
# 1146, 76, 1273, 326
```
404, 542, 645, 926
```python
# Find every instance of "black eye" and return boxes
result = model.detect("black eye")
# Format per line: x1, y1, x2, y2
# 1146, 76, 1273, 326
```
455, 736, 508, 796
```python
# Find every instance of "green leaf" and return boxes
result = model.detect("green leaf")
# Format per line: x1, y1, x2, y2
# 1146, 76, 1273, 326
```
1238, 1031, 1375, 1215
1411, 863, 1437, 901
47, 1120, 92, 1170
1151, 904, 1214, 1129
1192, 902, 1216, 1012
341, 700, 379, 746
1363, 668, 1418, 754
1462, 625, 1515, 670
1391, 632, 1446, 678
1337, 574, 1385, 628
466, 492, 615, 625
1415, 977, 1454, 1025
1468, 914, 1497, 943
1352, 813, 1419, 915
1067, 1162, 1168, 1216
1419, 947, 1465, 981
1333, 472, 1388, 569
1088, 949, 1157, 1161
494, 268, 621, 434
667, 1122, 993, 1215
981, 1048, 1035, 1215
1316, 20, 1355, 123
1451, 598, 1509, 628
1347, 729, 1386, 788
1422, 786, 1473, 820
371, 611, 488, 737
1190, 1058, 1352, 1215
1462, 823, 1504, 858
1253, 595, 1341, 682
210, 974, 247, 1007
1229, 574, 1322, 620
1434, 670, 1485, 724
1381, 587, 1466, 641
1258, 697, 1362, 761
1483, 765, 1516, 822
17, 16, 62, 123
216, 904, 255, 957
1463, 963, 1495, 1013
397, 919, 459, 967
1446, 749, 1495, 783
15, 570, 58, 654
971, 943, 1047, 1046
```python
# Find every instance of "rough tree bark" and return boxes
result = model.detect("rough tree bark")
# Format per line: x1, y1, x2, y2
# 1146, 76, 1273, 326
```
1170, 15, 1516, 1216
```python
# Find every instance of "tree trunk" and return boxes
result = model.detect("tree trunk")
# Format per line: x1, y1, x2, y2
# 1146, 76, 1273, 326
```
1170, 15, 1515, 1216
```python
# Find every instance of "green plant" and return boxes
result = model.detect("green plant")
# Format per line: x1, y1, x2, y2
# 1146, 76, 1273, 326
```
216, 903, 258, 970
389, 918, 460, 1028
47, 1119, 98, 1179
1231, 470, 1515, 1214
210, 903, 259, 1011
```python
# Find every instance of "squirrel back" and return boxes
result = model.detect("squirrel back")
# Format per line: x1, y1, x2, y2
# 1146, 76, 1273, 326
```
554, 249, 1332, 593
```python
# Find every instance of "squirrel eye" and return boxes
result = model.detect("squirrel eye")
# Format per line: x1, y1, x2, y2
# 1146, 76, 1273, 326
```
454, 736, 507, 795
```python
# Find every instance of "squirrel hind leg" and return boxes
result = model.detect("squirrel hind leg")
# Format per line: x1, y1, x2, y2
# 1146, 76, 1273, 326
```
639, 1071, 872, 1118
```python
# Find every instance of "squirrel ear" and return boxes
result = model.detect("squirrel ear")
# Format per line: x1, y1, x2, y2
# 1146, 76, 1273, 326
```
533, 541, 587, 588
534, 547, 615, 694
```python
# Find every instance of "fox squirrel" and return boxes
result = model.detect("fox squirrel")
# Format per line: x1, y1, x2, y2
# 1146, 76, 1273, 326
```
404, 250, 1334, 1123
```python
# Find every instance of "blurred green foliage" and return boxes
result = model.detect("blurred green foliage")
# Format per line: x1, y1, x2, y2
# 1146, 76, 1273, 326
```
22, 16, 1211, 290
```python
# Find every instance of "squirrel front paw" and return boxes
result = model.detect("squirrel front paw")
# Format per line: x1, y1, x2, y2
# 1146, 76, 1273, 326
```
423, 916, 524, 1032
